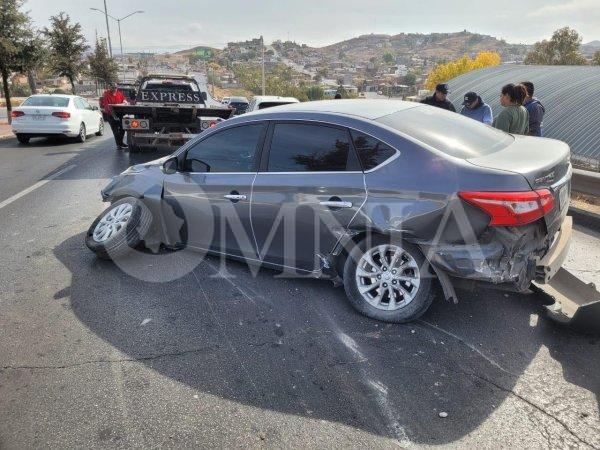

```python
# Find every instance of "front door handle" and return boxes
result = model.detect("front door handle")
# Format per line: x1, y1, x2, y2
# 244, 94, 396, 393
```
224, 194, 247, 201
319, 200, 353, 208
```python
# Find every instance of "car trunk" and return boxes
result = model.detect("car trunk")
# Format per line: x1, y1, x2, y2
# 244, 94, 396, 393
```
17, 106, 69, 124
467, 135, 571, 237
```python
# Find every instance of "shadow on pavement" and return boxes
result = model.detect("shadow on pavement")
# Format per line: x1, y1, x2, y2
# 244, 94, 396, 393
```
53, 233, 600, 445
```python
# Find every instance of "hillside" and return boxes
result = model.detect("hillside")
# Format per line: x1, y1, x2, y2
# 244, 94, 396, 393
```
174, 45, 220, 57
319, 31, 529, 63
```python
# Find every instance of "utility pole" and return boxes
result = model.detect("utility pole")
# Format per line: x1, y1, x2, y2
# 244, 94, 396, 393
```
102, 0, 113, 57
261, 35, 265, 95
91, 8, 144, 82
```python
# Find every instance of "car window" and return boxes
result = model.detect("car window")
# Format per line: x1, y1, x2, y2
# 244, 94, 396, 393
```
267, 123, 351, 172
350, 131, 397, 171
22, 96, 69, 107
376, 106, 514, 159
185, 124, 264, 173
81, 99, 93, 110
74, 98, 85, 109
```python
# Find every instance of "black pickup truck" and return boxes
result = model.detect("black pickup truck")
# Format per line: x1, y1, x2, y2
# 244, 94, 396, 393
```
111, 74, 233, 152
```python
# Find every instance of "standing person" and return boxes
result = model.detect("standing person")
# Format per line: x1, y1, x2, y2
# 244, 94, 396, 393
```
459, 91, 493, 125
493, 84, 529, 135
421, 83, 456, 112
521, 81, 545, 137
100, 83, 128, 148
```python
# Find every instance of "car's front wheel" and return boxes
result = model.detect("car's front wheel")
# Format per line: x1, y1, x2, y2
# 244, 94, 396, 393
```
95, 119, 104, 136
76, 123, 86, 143
16, 134, 30, 144
343, 236, 433, 323
85, 197, 153, 260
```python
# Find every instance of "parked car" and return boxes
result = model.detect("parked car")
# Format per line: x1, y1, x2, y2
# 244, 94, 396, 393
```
227, 96, 249, 115
86, 100, 573, 324
11, 94, 104, 144
221, 96, 231, 105
246, 95, 300, 112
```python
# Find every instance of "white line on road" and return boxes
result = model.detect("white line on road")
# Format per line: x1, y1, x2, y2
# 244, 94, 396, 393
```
0, 164, 76, 211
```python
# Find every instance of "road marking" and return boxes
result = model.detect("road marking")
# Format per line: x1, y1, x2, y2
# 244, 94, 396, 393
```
0, 164, 76, 211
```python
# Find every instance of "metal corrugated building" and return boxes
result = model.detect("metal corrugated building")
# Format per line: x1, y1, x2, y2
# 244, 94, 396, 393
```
446, 65, 600, 169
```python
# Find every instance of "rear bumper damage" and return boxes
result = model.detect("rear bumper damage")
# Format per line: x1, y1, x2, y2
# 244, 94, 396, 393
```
427, 215, 600, 332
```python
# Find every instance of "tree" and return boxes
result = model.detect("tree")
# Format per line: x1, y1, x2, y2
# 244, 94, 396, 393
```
0, 0, 42, 123
306, 85, 324, 101
403, 73, 416, 86
43, 12, 88, 94
88, 38, 118, 86
425, 51, 501, 90
592, 50, 600, 66
382, 52, 395, 64
524, 27, 587, 65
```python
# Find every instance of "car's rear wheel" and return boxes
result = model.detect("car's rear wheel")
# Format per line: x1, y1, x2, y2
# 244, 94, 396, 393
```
126, 131, 140, 153
343, 236, 433, 323
85, 197, 152, 260
76, 123, 86, 143
16, 134, 30, 144
95, 118, 104, 136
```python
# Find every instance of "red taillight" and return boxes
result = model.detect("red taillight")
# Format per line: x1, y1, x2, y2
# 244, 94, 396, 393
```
11, 110, 25, 118
458, 189, 555, 226
52, 111, 71, 119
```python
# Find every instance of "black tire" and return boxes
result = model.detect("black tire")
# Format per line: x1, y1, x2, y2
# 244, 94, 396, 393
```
85, 197, 153, 260
126, 131, 140, 153
342, 235, 434, 323
95, 119, 104, 136
76, 123, 86, 143
16, 134, 30, 144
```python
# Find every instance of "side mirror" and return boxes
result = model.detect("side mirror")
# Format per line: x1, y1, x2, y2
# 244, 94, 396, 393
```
92, 106, 99, 111
201, 92, 208, 101
163, 157, 179, 174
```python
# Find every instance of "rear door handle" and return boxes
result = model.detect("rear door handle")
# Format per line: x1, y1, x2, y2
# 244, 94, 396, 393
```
319, 200, 353, 208
224, 194, 247, 200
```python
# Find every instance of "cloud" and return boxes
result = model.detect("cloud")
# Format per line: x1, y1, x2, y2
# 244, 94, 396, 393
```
528, 0, 600, 18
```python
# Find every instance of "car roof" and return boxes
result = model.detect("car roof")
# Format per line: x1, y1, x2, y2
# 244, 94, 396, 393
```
253, 96, 299, 103
243, 99, 420, 120
26, 94, 76, 99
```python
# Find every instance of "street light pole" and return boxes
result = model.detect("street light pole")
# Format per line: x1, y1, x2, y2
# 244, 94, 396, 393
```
261, 35, 265, 95
90, 9, 144, 82
102, 0, 112, 57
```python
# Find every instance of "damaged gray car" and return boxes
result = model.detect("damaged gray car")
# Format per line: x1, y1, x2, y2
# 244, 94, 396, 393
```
86, 100, 577, 324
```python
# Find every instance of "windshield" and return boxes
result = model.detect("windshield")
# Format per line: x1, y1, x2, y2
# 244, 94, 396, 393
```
376, 106, 514, 159
23, 96, 70, 107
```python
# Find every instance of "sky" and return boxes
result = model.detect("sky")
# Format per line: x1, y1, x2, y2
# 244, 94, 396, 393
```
25, 0, 600, 53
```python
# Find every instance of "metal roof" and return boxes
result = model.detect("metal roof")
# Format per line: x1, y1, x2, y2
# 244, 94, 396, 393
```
446, 65, 600, 166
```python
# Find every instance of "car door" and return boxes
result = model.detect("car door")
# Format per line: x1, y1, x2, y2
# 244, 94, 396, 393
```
73, 97, 90, 130
81, 98, 99, 132
251, 121, 367, 272
162, 123, 267, 260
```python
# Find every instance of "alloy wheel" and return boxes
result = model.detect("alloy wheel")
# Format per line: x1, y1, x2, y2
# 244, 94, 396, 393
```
355, 244, 421, 311
92, 203, 133, 243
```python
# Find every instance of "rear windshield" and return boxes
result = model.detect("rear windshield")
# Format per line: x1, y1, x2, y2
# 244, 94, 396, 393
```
23, 96, 69, 107
376, 106, 514, 159
258, 102, 294, 109
142, 82, 197, 92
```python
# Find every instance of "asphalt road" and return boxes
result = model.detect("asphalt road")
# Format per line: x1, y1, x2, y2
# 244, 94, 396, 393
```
0, 133, 599, 449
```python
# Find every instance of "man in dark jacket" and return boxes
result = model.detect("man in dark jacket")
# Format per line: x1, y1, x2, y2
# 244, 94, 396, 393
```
421, 83, 456, 112
521, 81, 545, 137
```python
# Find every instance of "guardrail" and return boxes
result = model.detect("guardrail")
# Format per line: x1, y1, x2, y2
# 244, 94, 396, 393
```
572, 169, 600, 197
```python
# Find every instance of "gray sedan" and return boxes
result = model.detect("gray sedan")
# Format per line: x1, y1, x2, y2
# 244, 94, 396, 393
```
86, 100, 573, 323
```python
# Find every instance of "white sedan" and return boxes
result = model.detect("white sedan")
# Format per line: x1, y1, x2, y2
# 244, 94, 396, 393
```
11, 94, 104, 144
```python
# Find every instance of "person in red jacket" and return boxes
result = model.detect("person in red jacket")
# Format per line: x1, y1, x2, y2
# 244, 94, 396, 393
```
100, 83, 128, 148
